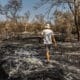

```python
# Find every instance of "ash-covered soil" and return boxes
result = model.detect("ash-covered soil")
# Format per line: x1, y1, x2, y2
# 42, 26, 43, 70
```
0, 41, 80, 80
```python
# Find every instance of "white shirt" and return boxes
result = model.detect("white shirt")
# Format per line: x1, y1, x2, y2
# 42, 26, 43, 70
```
42, 29, 54, 44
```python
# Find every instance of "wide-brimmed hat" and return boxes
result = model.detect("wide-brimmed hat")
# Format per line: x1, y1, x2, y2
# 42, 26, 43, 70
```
45, 24, 51, 29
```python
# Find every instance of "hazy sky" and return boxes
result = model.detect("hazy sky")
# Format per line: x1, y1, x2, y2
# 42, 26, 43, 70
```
0, 0, 49, 21
0, 0, 37, 13
0, 0, 69, 21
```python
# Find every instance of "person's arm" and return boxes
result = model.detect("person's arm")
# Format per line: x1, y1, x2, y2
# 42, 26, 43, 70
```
52, 34, 57, 48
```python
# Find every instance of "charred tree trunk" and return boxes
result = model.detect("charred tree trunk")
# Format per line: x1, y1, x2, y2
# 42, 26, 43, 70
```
74, 0, 80, 41
74, 14, 80, 41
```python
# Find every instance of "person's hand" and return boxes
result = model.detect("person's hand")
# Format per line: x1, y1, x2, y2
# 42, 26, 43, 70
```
54, 43, 58, 49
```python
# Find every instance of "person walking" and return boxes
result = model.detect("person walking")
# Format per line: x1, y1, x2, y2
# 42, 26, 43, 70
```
41, 23, 57, 62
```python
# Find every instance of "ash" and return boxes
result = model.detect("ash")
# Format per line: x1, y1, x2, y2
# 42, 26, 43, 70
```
0, 41, 80, 80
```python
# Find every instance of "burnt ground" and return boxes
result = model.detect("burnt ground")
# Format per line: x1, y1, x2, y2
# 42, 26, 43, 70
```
0, 40, 80, 80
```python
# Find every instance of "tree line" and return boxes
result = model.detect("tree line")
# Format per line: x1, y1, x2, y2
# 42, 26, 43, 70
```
0, 0, 80, 41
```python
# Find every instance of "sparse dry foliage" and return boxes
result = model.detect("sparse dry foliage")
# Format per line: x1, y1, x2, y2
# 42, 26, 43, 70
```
0, 0, 22, 22
35, 0, 80, 41
0, 0, 80, 41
